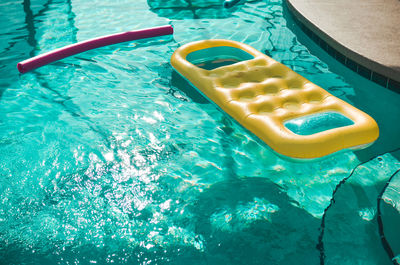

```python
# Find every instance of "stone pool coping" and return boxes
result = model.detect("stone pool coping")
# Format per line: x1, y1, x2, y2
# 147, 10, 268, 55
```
285, 0, 400, 92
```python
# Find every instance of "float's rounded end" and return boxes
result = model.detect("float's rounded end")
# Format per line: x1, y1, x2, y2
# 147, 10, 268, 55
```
17, 63, 25, 73
167, 25, 174, 34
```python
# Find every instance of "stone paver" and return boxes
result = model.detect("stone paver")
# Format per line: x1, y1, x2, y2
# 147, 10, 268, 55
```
286, 0, 400, 83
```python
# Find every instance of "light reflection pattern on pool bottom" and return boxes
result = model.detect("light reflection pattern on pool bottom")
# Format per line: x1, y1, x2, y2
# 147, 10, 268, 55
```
1, 0, 400, 264
2, 145, 398, 264
0, 78, 366, 264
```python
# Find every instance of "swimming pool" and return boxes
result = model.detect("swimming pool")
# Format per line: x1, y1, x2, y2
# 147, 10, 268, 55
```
1, 0, 400, 264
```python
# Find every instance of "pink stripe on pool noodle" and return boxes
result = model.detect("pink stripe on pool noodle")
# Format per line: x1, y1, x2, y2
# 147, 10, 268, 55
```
17, 25, 174, 73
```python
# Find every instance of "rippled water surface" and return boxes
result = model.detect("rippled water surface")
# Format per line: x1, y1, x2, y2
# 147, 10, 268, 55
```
1, 0, 400, 264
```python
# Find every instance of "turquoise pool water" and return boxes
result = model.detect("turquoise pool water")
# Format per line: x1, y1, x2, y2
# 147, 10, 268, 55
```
1, 0, 400, 264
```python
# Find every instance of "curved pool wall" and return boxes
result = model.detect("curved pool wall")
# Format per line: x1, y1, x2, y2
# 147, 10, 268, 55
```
1, 0, 400, 264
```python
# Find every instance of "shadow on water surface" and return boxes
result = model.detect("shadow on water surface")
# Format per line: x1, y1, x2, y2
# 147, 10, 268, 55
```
147, 0, 260, 19
170, 70, 209, 104
191, 177, 320, 264
147, 0, 233, 19
23, 0, 37, 57
0, 0, 54, 98
153, 62, 209, 103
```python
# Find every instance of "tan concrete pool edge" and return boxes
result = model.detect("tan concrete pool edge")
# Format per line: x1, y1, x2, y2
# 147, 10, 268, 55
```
285, 0, 400, 90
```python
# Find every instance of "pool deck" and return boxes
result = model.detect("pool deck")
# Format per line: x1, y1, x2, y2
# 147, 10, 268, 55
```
286, 0, 400, 88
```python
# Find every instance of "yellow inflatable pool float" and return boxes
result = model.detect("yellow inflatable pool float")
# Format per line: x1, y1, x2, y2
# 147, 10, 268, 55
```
171, 39, 379, 159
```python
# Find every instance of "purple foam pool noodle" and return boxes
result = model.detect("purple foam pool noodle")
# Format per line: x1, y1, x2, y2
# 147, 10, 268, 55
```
17, 25, 174, 73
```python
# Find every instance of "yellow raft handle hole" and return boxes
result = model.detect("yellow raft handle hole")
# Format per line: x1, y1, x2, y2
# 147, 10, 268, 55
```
186, 46, 254, 70
284, 112, 355, 135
